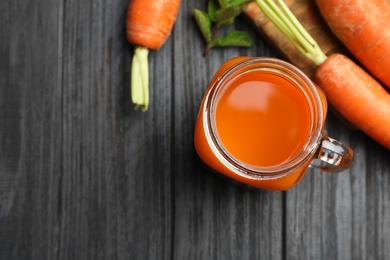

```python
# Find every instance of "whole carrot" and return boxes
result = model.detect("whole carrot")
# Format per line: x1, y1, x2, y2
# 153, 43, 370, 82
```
126, 0, 181, 111
256, 0, 390, 150
315, 0, 390, 89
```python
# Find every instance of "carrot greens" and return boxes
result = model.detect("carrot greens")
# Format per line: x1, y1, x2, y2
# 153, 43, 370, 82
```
256, 0, 327, 65
131, 47, 149, 111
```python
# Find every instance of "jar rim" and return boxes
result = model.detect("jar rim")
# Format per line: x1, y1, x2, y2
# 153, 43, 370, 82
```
203, 57, 324, 180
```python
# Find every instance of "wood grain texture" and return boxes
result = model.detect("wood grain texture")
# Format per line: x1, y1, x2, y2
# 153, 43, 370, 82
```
1, 0, 390, 259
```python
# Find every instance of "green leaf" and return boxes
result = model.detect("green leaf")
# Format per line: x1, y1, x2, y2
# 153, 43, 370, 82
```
208, 0, 219, 22
226, 0, 252, 7
193, 9, 212, 43
214, 6, 242, 25
218, 0, 228, 8
211, 31, 253, 47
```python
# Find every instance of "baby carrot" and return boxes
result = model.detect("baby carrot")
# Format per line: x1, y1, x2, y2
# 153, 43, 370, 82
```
256, 0, 390, 150
315, 0, 390, 89
126, 0, 181, 111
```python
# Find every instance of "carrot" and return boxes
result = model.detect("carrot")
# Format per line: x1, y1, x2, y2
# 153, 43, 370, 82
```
256, 0, 390, 150
315, 54, 390, 149
315, 0, 390, 89
126, 0, 181, 111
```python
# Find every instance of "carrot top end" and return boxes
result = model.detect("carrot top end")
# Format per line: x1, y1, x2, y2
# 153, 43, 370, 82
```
131, 47, 150, 112
256, 0, 327, 66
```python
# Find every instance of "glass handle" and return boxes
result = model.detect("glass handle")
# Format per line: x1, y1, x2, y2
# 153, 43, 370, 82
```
310, 136, 354, 173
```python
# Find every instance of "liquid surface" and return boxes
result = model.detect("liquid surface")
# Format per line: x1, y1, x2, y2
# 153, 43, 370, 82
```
215, 71, 311, 167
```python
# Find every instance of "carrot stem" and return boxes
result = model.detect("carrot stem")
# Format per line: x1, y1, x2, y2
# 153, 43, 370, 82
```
203, 23, 221, 57
131, 46, 150, 111
256, 0, 327, 65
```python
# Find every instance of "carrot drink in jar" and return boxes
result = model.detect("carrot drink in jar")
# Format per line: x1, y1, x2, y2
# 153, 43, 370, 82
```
194, 57, 354, 190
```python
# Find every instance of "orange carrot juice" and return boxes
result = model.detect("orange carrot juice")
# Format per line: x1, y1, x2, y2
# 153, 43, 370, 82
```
215, 71, 311, 168
195, 57, 354, 190
194, 57, 329, 190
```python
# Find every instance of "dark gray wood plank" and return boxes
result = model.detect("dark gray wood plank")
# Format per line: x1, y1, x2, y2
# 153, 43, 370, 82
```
57, 0, 174, 259
0, 0, 63, 259
0, 0, 174, 259
2, 0, 390, 259
285, 113, 390, 260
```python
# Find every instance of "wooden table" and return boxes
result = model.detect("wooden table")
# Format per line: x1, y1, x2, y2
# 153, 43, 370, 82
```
1, 0, 390, 259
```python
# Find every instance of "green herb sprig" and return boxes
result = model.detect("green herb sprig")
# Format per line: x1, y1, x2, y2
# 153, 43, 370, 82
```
193, 0, 254, 56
